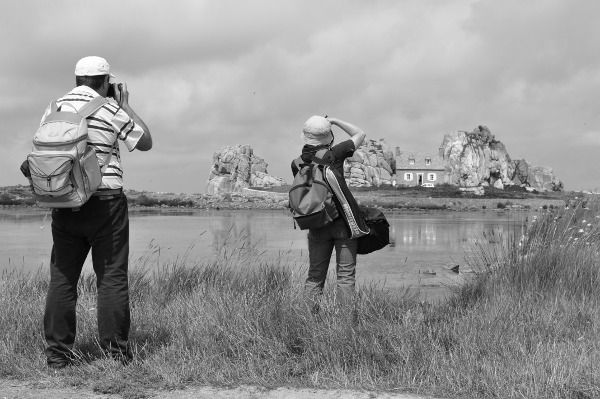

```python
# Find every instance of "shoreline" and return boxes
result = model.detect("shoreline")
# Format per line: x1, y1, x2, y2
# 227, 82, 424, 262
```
1, 186, 567, 213
0, 197, 563, 213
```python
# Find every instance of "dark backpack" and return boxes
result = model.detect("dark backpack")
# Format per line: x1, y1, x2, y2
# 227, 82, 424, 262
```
288, 150, 339, 229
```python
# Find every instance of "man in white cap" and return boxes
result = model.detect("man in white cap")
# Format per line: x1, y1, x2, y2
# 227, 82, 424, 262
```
291, 115, 365, 311
42, 56, 152, 368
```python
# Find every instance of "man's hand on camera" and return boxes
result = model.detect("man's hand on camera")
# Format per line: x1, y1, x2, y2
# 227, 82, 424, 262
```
113, 82, 152, 148
115, 83, 129, 108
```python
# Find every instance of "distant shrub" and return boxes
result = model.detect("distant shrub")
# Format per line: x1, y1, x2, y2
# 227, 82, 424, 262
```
132, 194, 157, 207
414, 203, 448, 210
497, 202, 506, 209
129, 195, 192, 207
0, 193, 34, 206
162, 198, 195, 207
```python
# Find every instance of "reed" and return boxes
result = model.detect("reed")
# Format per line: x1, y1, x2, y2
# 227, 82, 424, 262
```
0, 198, 599, 398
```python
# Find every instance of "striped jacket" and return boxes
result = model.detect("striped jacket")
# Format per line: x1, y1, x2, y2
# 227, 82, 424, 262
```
40, 85, 145, 191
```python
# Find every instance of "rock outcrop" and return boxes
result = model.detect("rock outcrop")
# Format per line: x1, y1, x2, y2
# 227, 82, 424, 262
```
439, 125, 562, 191
439, 126, 513, 188
344, 139, 396, 187
511, 159, 563, 191
207, 145, 285, 195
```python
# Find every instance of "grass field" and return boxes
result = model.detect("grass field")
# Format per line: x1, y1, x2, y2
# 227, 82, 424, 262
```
0, 197, 599, 398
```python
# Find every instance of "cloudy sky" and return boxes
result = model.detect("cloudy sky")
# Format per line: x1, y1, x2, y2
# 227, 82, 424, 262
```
1, 0, 598, 193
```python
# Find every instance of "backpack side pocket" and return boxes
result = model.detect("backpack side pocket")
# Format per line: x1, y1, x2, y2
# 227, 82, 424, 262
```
80, 148, 102, 192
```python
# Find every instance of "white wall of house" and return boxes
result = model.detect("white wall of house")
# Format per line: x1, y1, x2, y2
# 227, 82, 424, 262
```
397, 170, 440, 186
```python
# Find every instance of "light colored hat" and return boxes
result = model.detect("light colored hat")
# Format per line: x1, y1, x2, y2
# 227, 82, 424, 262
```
301, 115, 333, 146
74, 56, 116, 79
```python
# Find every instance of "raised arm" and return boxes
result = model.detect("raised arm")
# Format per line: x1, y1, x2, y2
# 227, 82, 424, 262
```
116, 83, 153, 151
327, 117, 366, 148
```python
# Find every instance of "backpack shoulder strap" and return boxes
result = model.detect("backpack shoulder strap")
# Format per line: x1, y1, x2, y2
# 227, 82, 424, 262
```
295, 148, 330, 169
77, 96, 114, 176
310, 149, 329, 167
77, 96, 108, 119
293, 156, 305, 170
101, 141, 117, 175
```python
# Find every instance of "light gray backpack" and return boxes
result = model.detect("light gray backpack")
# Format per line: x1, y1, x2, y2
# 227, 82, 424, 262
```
27, 96, 115, 208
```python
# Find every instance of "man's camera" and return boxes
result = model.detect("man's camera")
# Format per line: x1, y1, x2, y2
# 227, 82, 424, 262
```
106, 83, 123, 99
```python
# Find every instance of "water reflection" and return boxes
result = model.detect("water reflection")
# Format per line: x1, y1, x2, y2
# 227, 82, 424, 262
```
207, 212, 267, 253
390, 213, 526, 250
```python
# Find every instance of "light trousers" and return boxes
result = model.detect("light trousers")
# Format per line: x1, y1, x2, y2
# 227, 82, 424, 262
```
306, 218, 358, 299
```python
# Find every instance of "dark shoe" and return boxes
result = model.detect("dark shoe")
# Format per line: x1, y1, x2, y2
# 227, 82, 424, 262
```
115, 354, 133, 366
110, 350, 133, 366
47, 360, 70, 369
311, 303, 320, 315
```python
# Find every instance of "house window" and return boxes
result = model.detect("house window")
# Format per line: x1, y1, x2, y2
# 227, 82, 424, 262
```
409, 158, 415, 165
425, 158, 431, 166
428, 173, 436, 181
404, 173, 413, 181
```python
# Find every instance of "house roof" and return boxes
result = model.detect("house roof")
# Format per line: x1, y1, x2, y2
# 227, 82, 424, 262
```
396, 151, 444, 170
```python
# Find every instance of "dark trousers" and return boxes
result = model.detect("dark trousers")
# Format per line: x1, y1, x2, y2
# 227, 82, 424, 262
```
44, 194, 131, 365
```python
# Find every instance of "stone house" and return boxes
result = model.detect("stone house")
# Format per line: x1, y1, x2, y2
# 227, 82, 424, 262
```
394, 147, 445, 187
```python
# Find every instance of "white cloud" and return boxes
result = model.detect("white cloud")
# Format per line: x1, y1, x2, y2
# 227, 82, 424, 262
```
0, 0, 598, 191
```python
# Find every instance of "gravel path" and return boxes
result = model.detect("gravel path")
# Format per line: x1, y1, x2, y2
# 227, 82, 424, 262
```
0, 379, 439, 399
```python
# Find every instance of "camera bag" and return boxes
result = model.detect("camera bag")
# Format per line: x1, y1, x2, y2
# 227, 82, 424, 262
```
356, 206, 390, 254
26, 96, 115, 208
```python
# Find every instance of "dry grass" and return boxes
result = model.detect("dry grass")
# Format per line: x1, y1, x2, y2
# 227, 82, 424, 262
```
1, 198, 599, 398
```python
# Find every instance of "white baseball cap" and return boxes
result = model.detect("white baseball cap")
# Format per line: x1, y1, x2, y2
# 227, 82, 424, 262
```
74, 56, 116, 79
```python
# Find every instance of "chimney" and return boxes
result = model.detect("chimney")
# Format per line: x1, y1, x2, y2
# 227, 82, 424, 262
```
438, 146, 445, 158
395, 146, 401, 156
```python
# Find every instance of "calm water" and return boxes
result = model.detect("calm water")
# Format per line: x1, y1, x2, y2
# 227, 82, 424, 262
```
0, 208, 530, 301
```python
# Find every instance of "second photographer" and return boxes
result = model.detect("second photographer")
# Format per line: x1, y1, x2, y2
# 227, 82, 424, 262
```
39, 56, 152, 368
